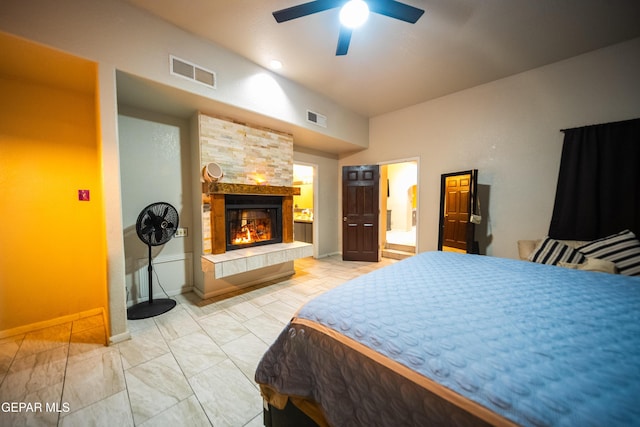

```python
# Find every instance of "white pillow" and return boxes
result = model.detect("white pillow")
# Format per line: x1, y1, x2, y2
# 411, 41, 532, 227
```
558, 258, 618, 274
517, 240, 540, 260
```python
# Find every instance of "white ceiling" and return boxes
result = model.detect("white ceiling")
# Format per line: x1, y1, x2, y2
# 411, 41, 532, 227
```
121, 0, 640, 118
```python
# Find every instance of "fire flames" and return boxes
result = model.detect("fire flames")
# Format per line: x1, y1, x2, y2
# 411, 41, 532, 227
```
231, 220, 271, 245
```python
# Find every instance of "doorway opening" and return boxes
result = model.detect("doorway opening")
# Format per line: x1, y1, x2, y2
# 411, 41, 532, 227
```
438, 169, 479, 254
293, 163, 317, 257
381, 160, 418, 260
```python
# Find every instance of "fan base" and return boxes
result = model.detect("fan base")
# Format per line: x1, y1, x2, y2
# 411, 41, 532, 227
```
127, 299, 177, 320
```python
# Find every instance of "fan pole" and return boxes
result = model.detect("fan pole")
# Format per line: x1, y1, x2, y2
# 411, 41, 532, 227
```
126, 234, 177, 320
147, 240, 154, 304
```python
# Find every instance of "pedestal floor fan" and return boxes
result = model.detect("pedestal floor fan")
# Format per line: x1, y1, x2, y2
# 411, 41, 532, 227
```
127, 202, 179, 320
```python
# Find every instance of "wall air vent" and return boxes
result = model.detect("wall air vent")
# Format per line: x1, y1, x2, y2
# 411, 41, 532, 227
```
170, 55, 216, 89
306, 110, 327, 128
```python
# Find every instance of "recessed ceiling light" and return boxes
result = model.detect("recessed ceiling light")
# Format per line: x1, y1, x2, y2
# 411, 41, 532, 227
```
339, 0, 370, 29
269, 59, 283, 70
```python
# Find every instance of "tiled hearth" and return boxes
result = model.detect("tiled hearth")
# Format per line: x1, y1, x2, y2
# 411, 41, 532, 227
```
202, 242, 312, 279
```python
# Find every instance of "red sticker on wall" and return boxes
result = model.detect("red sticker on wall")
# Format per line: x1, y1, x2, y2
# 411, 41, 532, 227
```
78, 190, 90, 201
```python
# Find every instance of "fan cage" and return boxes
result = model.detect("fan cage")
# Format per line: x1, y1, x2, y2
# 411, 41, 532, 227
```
136, 202, 179, 246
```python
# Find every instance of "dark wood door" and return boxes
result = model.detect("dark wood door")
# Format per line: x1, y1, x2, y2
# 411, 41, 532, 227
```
342, 165, 380, 262
443, 174, 471, 251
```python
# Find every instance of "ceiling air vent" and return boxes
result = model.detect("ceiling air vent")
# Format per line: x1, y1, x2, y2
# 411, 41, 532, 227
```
170, 55, 216, 89
307, 110, 327, 128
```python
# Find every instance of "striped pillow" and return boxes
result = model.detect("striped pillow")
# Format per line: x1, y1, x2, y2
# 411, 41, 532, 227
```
576, 230, 640, 276
528, 237, 586, 266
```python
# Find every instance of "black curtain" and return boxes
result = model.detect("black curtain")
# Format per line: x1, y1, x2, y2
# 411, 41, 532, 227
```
549, 118, 640, 241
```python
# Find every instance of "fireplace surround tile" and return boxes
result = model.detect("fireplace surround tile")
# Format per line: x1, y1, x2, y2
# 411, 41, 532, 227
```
199, 114, 293, 187
201, 242, 312, 280
214, 263, 223, 278
222, 259, 247, 277
246, 254, 267, 271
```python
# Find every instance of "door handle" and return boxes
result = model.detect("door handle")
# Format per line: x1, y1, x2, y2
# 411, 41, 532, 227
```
343, 217, 347, 221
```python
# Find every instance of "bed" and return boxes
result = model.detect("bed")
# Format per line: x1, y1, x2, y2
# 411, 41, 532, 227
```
254, 251, 640, 426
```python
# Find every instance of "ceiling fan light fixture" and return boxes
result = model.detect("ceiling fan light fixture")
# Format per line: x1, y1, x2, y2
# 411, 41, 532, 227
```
339, 0, 369, 29
272, 0, 424, 56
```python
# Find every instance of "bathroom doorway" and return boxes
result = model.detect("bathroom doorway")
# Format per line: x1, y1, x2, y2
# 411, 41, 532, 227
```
293, 163, 317, 256
381, 160, 418, 259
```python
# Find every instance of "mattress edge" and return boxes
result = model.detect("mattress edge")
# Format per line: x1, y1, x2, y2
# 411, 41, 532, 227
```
293, 317, 518, 427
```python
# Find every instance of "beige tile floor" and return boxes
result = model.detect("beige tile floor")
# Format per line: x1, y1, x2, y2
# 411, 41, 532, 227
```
0, 255, 395, 427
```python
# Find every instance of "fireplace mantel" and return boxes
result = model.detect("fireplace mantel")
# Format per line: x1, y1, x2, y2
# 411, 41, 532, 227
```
207, 182, 299, 254
207, 182, 300, 196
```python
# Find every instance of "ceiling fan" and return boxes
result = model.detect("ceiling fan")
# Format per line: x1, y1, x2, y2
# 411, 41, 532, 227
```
272, 0, 425, 56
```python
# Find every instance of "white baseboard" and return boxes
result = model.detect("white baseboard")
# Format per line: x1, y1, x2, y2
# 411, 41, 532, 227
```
108, 331, 132, 345
316, 251, 341, 259
0, 307, 105, 340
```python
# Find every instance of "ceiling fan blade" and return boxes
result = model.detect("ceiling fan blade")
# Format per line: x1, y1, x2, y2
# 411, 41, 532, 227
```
273, 0, 344, 23
336, 26, 353, 55
367, 0, 424, 23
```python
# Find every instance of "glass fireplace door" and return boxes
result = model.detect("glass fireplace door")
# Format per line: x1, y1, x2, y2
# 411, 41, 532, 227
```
225, 195, 282, 250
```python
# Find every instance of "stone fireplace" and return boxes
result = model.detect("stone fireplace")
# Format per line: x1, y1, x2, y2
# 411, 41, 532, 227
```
196, 113, 311, 299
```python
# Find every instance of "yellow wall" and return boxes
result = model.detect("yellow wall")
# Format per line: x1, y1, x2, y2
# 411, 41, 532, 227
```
0, 33, 107, 333
294, 183, 314, 210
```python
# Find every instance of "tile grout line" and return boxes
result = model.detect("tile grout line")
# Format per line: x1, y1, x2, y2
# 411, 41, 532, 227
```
0, 334, 25, 391
53, 322, 72, 426
115, 339, 138, 427
155, 312, 215, 427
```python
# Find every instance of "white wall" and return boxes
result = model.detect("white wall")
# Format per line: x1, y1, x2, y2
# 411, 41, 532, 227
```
294, 150, 340, 257
341, 37, 640, 259
117, 107, 194, 304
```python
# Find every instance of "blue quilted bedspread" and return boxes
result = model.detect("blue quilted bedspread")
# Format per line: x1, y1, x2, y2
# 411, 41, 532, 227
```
257, 252, 640, 426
